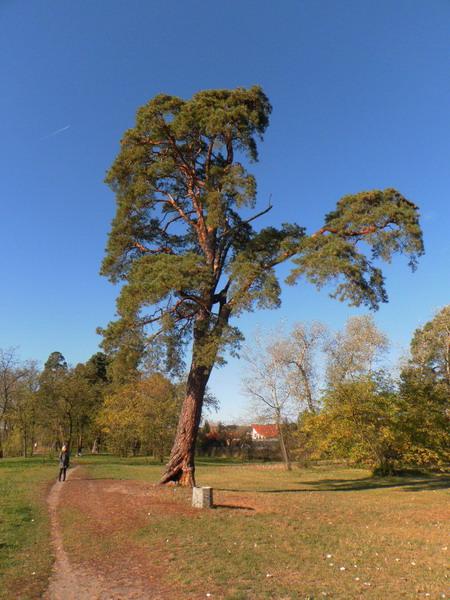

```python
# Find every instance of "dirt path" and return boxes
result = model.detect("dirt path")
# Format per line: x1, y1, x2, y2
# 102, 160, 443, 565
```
42, 466, 260, 599
43, 466, 93, 600
43, 466, 178, 600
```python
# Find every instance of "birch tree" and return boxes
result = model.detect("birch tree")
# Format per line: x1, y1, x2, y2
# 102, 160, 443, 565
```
287, 321, 328, 414
242, 329, 298, 469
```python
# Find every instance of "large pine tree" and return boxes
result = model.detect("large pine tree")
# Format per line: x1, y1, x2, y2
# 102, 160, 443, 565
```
100, 86, 423, 486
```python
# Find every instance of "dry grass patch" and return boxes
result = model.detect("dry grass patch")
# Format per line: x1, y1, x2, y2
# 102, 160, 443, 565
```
57, 459, 450, 600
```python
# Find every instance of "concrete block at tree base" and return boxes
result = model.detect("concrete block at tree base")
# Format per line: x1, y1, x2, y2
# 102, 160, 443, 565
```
192, 486, 213, 508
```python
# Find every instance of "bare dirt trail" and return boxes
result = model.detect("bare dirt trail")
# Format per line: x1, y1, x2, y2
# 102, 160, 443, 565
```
42, 465, 260, 600
43, 466, 94, 600
43, 466, 179, 600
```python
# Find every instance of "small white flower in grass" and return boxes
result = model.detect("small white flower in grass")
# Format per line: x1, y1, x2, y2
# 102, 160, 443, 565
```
329, 563, 334, 566
364, 582, 372, 586
206, 594, 212, 597
411, 562, 416, 565
266, 573, 273, 578
326, 554, 332, 558
355, 577, 360, 581
339, 567, 345, 571
32, 572, 36, 575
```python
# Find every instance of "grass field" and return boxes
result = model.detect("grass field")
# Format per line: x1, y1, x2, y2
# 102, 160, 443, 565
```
1, 455, 449, 599
0, 456, 56, 600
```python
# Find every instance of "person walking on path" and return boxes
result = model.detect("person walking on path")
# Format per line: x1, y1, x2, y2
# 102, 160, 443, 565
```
58, 445, 70, 481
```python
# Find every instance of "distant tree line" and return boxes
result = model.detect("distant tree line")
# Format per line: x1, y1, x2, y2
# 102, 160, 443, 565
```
0, 349, 194, 459
2, 305, 448, 475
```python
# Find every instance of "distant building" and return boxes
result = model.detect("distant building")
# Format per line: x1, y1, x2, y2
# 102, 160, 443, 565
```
251, 424, 278, 441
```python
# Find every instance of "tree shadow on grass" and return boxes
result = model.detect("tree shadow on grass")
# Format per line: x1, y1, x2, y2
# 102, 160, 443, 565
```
216, 473, 450, 494
214, 504, 255, 511
292, 473, 450, 492
298, 474, 449, 492
67, 477, 112, 481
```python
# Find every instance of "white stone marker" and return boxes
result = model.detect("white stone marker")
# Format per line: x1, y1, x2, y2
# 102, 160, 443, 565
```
192, 486, 213, 508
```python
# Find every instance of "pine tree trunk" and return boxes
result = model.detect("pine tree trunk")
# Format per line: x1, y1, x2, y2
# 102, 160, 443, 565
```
159, 302, 231, 487
158, 361, 211, 486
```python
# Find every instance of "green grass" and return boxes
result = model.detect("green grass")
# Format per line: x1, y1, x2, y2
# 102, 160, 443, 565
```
0, 456, 57, 600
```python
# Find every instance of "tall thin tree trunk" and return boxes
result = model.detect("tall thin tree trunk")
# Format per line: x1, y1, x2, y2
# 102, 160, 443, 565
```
66, 413, 73, 450
91, 436, 99, 454
23, 423, 28, 458
158, 361, 211, 486
0, 414, 6, 458
299, 365, 316, 414
276, 412, 291, 471
30, 414, 35, 456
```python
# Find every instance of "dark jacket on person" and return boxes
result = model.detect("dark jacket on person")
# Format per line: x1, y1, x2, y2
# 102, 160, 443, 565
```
59, 451, 70, 468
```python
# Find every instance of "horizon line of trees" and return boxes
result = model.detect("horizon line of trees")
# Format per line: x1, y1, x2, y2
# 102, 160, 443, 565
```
1, 304, 449, 476
0, 349, 189, 460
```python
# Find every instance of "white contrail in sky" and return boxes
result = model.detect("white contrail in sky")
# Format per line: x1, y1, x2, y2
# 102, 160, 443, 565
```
42, 125, 71, 140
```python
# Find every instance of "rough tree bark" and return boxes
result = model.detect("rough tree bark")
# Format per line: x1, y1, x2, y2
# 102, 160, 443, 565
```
158, 361, 211, 486
159, 302, 231, 486
159, 311, 212, 486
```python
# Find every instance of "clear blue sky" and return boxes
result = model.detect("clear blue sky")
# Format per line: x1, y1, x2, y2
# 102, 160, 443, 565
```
1, 0, 449, 421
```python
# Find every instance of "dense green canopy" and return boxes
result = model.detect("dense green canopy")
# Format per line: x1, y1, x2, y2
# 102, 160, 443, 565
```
100, 86, 423, 371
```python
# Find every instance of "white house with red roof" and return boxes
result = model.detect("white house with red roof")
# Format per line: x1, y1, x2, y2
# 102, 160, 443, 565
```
251, 424, 278, 440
